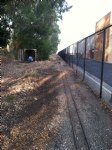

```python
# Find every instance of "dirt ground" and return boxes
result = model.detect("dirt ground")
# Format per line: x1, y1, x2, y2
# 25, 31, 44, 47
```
1, 55, 75, 150
1, 54, 112, 150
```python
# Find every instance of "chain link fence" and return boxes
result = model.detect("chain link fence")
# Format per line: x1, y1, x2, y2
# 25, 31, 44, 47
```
58, 25, 112, 104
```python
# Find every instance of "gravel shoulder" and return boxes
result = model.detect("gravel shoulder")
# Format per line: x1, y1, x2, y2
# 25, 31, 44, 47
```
62, 60, 112, 150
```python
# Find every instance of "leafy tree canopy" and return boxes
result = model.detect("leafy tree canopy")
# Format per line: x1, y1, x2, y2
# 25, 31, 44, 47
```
0, 0, 12, 47
0, 0, 72, 59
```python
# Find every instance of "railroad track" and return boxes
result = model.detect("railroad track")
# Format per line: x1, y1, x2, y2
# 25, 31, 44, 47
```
63, 74, 91, 150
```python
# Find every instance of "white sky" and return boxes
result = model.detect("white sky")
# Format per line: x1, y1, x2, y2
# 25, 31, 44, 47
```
57, 0, 112, 52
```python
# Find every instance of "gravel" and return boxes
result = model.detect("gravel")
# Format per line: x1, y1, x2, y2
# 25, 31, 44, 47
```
1, 54, 112, 150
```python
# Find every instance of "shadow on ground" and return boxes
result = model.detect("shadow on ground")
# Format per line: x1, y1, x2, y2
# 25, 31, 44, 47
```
1, 65, 67, 149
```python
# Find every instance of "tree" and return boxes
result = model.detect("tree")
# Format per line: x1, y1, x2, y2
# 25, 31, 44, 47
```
2, 0, 72, 59
0, 1, 11, 47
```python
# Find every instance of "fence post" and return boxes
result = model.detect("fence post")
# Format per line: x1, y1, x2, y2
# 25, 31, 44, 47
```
100, 29, 106, 98
69, 47, 71, 66
65, 48, 67, 62
69, 48, 70, 66
72, 46, 74, 68
67, 47, 69, 65
67, 47, 69, 64
83, 38, 87, 80
76, 42, 79, 75
66, 48, 68, 63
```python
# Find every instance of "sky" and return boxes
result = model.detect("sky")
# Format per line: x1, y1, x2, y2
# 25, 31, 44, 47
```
57, 0, 112, 52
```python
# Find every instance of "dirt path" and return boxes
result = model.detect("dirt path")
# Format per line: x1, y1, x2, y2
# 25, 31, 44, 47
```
1, 55, 75, 150
1, 54, 112, 150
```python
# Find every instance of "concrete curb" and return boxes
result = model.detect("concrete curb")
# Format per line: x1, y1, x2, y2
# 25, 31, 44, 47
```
75, 65, 112, 107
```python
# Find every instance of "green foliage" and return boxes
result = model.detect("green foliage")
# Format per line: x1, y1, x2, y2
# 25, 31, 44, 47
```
1, 0, 71, 59
0, 18, 10, 47
0, 2, 11, 47
5, 95, 15, 102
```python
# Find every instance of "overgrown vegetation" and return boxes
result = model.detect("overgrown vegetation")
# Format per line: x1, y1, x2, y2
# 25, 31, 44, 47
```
0, 0, 72, 60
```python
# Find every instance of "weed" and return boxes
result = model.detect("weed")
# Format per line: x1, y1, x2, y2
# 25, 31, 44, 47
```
5, 95, 15, 102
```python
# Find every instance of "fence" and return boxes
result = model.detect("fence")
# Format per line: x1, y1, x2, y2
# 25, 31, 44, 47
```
58, 25, 112, 105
